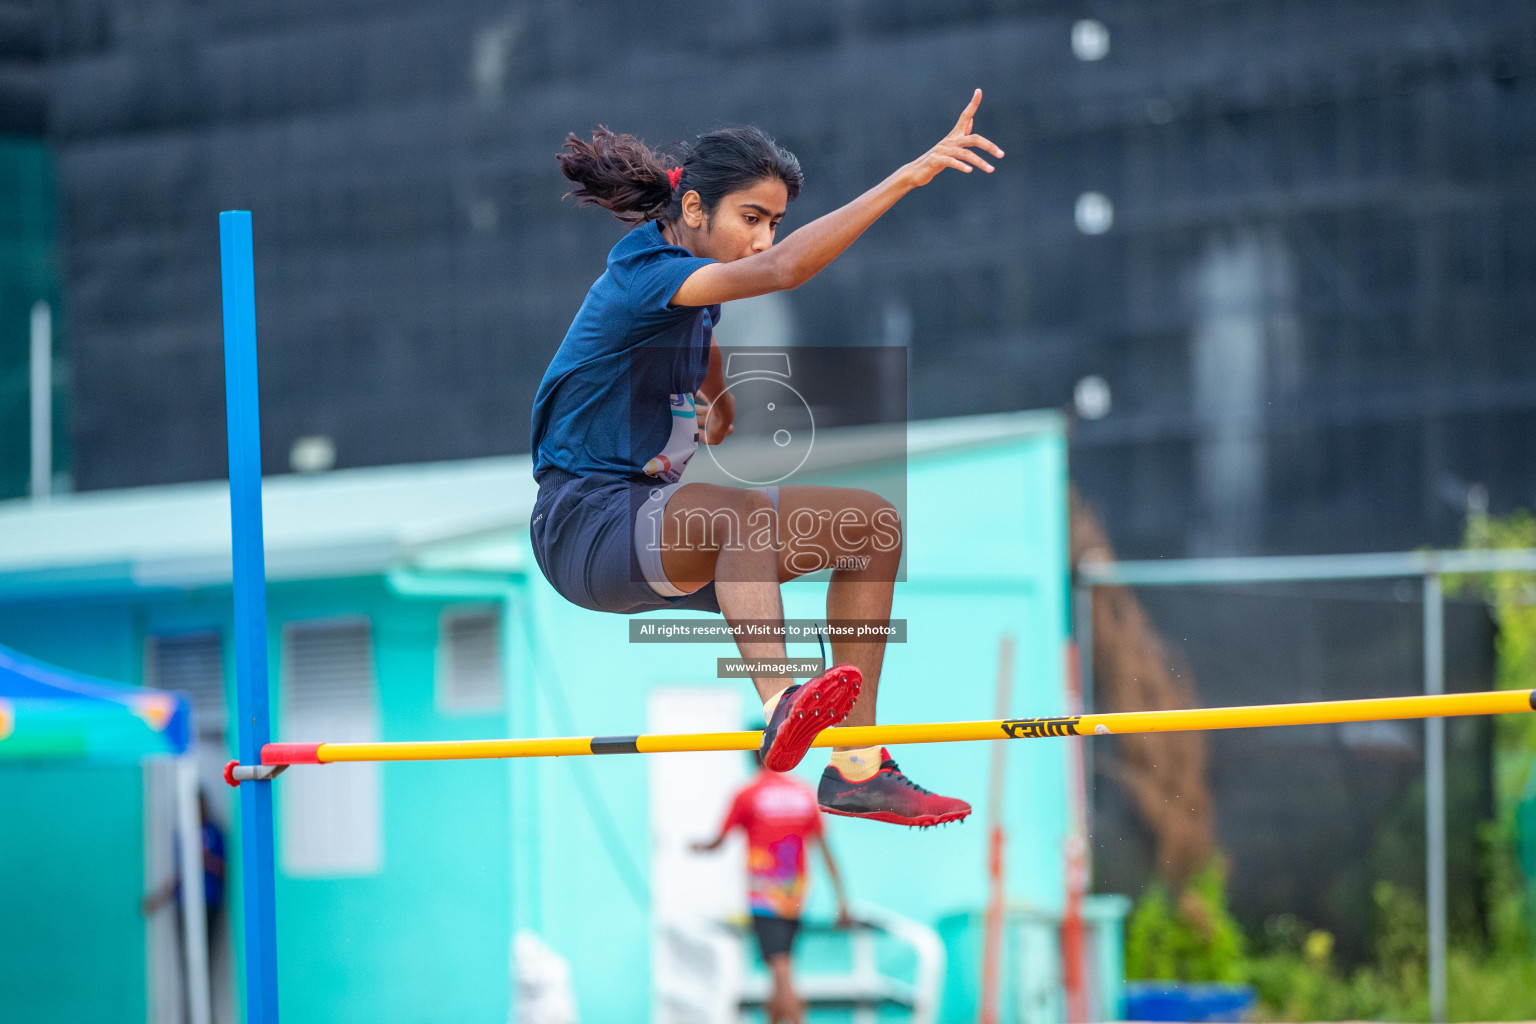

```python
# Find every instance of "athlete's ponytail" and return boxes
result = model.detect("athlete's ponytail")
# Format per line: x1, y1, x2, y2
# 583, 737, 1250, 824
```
558, 124, 803, 225
557, 127, 675, 225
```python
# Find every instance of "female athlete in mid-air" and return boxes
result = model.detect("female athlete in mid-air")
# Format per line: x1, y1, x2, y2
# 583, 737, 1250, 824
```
530, 90, 1002, 827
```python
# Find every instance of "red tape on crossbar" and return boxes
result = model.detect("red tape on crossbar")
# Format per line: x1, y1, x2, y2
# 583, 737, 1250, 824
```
263, 743, 322, 765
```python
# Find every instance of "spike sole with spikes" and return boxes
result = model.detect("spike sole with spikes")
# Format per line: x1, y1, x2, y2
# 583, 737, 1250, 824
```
819, 806, 972, 828
761, 665, 863, 772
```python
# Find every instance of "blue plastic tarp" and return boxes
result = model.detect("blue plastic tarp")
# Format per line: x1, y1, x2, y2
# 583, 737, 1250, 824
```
0, 644, 191, 762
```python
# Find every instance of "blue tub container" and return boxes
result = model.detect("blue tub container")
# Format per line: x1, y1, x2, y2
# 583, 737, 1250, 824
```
1123, 981, 1256, 1022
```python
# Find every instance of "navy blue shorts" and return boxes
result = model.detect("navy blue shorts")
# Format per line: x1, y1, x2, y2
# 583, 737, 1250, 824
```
530, 469, 722, 615
751, 915, 800, 959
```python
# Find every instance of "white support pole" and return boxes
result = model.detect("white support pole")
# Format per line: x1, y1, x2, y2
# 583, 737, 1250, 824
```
176, 757, 213, 1024
1423, 571, 1447, 1024
1075, 584, 1095, 844
29, 300, 52, 502
1076, 586, 1094, 718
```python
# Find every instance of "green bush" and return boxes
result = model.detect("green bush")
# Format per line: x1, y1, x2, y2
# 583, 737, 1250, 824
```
1126, 871, 1536, 1020
1125, 883, 1178, 980
1458, 508, 1536, 936
1240, 880, 1536, 1020
1125, 860, 1245, 984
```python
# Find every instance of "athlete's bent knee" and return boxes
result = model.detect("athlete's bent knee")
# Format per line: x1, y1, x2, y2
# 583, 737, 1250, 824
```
874, 498, 903, 556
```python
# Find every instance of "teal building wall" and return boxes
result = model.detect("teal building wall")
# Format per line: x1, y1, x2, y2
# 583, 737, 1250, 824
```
262, 580, 514, 1024
502, 427, 1072, 1022
0, 416, 1076, 1024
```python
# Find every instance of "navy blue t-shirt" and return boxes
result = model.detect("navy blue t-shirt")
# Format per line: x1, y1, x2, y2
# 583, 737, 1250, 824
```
532, 221, 721, 481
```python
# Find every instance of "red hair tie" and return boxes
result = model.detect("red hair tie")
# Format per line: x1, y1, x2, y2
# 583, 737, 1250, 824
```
667, 167, 684, 191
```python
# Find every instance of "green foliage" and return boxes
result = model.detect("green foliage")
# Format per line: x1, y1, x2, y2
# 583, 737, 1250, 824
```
1372, 881, 1428, 987
1245, 915, 1357, 1021
1455, 509, 1536, 813
1243, 882, 1536, 1021
1129, 870, 1536, 1020
1482, 819, 1530, 958
1126, 883, 1178, 980
1457, 509, 1536, 935
1447, 947, 1536, 1023
1181, 862, 1247, 984
1239, 892, 1408, 1020
1125, 861, 1245, 984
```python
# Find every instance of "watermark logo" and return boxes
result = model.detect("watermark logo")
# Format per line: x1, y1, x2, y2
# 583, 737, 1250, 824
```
630, 345, 908, 583
704, 353, 816, 486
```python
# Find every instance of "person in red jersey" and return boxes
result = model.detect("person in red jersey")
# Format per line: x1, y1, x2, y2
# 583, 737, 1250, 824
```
694, 760, 850, 1024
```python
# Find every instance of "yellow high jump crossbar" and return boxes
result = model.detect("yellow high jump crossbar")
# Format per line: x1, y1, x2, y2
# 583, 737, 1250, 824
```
226, 688, 1535, 782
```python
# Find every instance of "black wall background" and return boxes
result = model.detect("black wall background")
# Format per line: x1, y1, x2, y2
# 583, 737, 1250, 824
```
39, 0, 1536, 560
0, 0, 44, 134
27, 0, 1534, 954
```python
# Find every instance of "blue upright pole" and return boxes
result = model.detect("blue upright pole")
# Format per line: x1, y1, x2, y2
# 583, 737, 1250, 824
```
220, 210, 281, 1024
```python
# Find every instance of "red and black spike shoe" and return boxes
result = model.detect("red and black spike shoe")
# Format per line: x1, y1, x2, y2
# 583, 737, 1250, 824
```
817, 748, 972, 827
759, 664, 862, 772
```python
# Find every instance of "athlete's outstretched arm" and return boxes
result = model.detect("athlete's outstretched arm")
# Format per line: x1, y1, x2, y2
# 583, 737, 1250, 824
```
670, 89, 1003, 308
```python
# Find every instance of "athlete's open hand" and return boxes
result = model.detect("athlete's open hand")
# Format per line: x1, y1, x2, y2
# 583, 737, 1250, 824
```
902, 89, 1004, 188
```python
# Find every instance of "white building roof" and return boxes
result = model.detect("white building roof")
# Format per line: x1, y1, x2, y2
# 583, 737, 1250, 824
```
0, 410, 1060, 595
